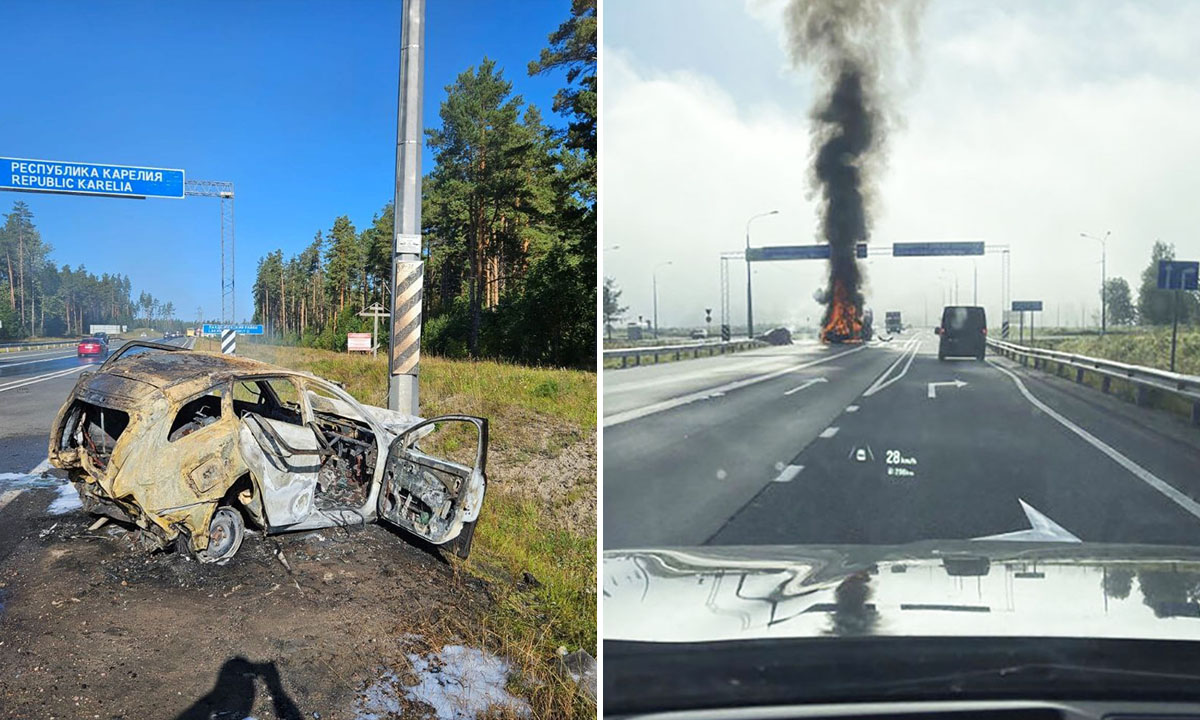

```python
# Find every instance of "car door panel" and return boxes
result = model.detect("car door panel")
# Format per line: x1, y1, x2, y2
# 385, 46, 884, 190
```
238, 414, 323, 527
377, 415, 487, 546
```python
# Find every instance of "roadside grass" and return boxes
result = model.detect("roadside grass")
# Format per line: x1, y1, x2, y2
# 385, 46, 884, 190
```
194, 338, 596, 717
1038, 327, 1200, 376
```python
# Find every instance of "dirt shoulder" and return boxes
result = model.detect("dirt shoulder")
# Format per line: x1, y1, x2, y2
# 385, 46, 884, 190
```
0, 501, 493, 719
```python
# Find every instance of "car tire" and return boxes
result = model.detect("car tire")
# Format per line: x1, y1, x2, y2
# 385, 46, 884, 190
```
197, 506, 245, 564
938, 351, 946, 361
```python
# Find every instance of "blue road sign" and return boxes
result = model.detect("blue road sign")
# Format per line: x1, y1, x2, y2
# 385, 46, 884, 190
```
1157, 260, 1199, 290
746, 243, 867, 261
892, 241, 985, 257
0, 157, 184, 199
203, 324, 263, 335
1012, 301, 1043, 312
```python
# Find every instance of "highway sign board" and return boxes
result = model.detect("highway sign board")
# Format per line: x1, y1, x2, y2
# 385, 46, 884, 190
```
347, 333, 373, 353
746, 243, 867, 262
892, 241, 985, 257
1, 157, 184, 199
203, 324, 264, 335
1157, 260, 1199, 290
1012, 301, 1043, 312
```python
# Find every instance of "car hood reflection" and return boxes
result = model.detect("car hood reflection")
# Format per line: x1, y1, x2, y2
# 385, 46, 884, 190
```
604, 542, 1200, 642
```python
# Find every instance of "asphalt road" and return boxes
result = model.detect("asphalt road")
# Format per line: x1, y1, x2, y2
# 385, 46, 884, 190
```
603, 330, 1200, 549
0, 335, 193, 476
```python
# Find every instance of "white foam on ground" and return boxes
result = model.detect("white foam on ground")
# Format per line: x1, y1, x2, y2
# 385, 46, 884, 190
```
355, 645, 529, 720
47, 482, 82, 515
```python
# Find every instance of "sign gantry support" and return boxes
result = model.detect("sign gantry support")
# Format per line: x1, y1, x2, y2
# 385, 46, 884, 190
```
185, 180, 235, 324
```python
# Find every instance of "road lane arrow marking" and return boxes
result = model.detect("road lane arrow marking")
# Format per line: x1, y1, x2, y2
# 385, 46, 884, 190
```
772, 464, 804, 483
927, 379, 967, 399
974, 499, 1081, 543
784, 377, 828, 396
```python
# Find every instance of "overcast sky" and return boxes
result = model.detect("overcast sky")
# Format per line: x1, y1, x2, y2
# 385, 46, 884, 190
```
602, 0, 1200, 331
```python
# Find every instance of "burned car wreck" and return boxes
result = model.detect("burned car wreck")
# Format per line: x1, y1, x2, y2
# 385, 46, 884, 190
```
48, 341, 488, 563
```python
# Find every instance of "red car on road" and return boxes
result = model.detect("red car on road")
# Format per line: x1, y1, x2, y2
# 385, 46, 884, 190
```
76, 337, 108, 359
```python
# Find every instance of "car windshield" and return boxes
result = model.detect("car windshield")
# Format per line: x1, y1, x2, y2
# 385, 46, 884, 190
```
601, 0, 1200, 668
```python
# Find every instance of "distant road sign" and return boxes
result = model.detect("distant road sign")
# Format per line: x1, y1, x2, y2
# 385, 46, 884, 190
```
1, 157, 184, 199
1012, 301, 1043, 311
347, 333, 373, 353
746, 243, 867, 261
203, 323, 263, 335
892, 241, 985, 257
1157, 260, 1199, 290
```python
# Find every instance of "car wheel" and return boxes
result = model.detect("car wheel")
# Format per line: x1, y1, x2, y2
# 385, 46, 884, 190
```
197, 507, 245, 564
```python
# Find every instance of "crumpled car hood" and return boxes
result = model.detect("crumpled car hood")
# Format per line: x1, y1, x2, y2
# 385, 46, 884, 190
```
604, 541, 1200, 643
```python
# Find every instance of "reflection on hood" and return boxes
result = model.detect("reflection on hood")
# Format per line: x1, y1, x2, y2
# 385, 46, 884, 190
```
603, 543, 1200, 643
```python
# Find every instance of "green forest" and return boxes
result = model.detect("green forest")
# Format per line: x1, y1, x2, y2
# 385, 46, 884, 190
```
0, 200, 178, 340
251, 1, 596, 369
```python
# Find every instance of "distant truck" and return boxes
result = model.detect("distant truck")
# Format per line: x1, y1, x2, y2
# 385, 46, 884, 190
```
89, 324, 126, 335
885, 311, 902, 334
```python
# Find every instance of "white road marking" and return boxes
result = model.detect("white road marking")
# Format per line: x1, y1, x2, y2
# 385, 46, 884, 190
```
990, 359, 1200, 522
927, 379, 968, 399
974, 498, 1081, 542
0, 350, 77, 368
772, 464, 804, 483
0, 489, 22, 513
819, 426, 840, 438
846, 405, 860, 413
783, 377, 828, 396
0, 365, 86, 393
604, 344, 869, 427
862, 335, 921, 397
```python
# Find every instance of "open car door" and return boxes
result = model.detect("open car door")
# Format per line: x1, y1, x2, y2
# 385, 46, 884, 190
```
378, 415, 488, 559
237, 413, 329, 527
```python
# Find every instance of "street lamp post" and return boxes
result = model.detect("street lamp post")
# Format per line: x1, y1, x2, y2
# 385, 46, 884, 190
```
1080, 231, 1110, 335
745, 210, 779, 339
653, 261, 672, 339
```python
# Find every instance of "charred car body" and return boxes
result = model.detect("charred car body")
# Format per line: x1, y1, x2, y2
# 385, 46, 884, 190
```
48, 342, 488, 563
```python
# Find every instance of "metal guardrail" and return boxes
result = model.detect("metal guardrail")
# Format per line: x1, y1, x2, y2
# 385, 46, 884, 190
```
988, 338, 1200, 425
603, 339, 765, 368
0, 339, 78, 354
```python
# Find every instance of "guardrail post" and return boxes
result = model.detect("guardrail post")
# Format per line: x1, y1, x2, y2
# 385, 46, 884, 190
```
1101, 376, 1111, 394
1076, 368, 1084, 384
1135, 385, 1149, 407
621, 355, 628, 369
1193, 402, 1200, 426
634, 353, 641, 367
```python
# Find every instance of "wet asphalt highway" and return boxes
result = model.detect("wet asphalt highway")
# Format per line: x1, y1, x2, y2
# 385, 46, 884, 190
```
603, 330, 1200, 550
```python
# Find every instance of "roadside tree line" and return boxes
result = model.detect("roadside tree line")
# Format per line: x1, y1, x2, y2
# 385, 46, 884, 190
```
0, 200, 177, 340
252, 0, 596, 369
1101, 240, 1199, 327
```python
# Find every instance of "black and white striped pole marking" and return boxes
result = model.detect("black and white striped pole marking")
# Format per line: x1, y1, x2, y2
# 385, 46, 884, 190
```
221, 328, 236, 355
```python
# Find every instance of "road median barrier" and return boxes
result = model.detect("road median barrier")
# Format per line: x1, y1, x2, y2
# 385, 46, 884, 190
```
603, 338, 767, 369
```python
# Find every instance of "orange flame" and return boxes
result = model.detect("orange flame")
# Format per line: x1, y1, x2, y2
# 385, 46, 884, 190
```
821, 280, 863, 344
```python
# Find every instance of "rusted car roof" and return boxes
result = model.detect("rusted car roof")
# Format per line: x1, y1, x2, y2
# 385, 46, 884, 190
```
99, 351, 297, 401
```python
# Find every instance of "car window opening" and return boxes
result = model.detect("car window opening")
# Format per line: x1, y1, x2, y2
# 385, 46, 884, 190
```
168, 393, 223, 442
63, 400, 130, 470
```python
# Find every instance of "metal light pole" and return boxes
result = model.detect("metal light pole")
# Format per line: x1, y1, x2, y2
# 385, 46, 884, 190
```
388, 0, 425, 415
652, 261, 672, 339
745, 210, 779, 339
1080, 231, 1110, 335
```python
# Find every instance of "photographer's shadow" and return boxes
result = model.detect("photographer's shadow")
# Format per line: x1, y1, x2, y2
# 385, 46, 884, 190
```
176, 656, 302, 720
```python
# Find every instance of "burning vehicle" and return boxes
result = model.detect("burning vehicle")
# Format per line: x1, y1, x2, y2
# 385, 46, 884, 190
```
48, 341, 487, 563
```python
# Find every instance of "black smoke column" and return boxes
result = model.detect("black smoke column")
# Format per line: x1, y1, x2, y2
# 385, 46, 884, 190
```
784, 0, 925, 340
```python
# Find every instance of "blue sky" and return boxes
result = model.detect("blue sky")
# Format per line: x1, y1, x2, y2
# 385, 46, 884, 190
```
0, 0, 571, 322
